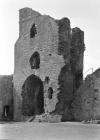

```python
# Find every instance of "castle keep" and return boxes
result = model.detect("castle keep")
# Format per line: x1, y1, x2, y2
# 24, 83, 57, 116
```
0, 7, 85, 122
12, 7, 85, 121
1, 8, 100, 122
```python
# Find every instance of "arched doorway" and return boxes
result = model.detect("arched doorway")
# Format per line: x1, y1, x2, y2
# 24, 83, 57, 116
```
21, 74, 44, 116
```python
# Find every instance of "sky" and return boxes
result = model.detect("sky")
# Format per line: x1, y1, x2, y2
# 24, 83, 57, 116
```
0, 0, 100, 76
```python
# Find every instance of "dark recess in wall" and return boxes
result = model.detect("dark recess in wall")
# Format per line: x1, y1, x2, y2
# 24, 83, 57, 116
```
29, 51, 40, 69
44, 76, 50, 84
48, 87, 53, 99
30, 24, 37, 38
21, 74, 44, 116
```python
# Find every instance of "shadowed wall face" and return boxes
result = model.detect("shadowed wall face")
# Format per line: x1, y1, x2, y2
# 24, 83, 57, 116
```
21, 74, 44, 116
70, 28, 85, 91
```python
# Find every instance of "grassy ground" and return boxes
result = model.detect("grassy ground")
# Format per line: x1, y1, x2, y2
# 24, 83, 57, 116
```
0, 122, 100, 140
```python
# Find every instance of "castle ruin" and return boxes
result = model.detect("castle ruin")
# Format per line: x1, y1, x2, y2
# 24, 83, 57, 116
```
0, 7, 85, 122
13, 7, 85, 121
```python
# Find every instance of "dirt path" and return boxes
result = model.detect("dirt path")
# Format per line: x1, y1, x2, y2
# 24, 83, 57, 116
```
0, 122, 100, 140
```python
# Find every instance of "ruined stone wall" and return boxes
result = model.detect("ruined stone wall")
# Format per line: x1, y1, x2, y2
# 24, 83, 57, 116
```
54, 27, 85, 121
0, 75, 13, 120
14, 8, 65, 121
54, 18, 73, 121
13, 8, 85, 121
70, 27, 85, 91
72, 68, 100, 121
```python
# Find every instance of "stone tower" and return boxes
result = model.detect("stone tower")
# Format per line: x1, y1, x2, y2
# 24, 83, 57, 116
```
13, 8, 85, 121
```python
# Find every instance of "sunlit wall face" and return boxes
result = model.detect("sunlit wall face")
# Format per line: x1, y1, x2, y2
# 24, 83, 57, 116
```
0, 0, 100, 75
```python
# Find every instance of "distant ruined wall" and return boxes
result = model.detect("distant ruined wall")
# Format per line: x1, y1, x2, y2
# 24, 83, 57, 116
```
72, 68, 100, 121
0, 75, 13, 120
13, 8, 85, 121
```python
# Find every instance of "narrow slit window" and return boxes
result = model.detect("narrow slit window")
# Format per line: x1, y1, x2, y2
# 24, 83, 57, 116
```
44, 76, 50, 84
30, 24, 37, 38
48, 87, 53, 99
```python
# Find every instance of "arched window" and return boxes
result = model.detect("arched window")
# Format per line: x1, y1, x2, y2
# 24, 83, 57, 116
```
30, 24, 37, 38
29, 51, 40, 69
48, 87, 53, 99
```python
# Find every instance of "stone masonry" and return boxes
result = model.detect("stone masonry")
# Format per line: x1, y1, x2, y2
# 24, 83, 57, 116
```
72, 68, 100, 121
13, 7, 85, 121
0, 75, 13, 121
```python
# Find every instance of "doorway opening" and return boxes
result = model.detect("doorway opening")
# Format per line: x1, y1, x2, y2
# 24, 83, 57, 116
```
2, 105, 11, 120
21, 74, 44, 116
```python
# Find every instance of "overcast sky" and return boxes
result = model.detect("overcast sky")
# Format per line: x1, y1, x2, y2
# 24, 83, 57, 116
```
0, 0, 100, 76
